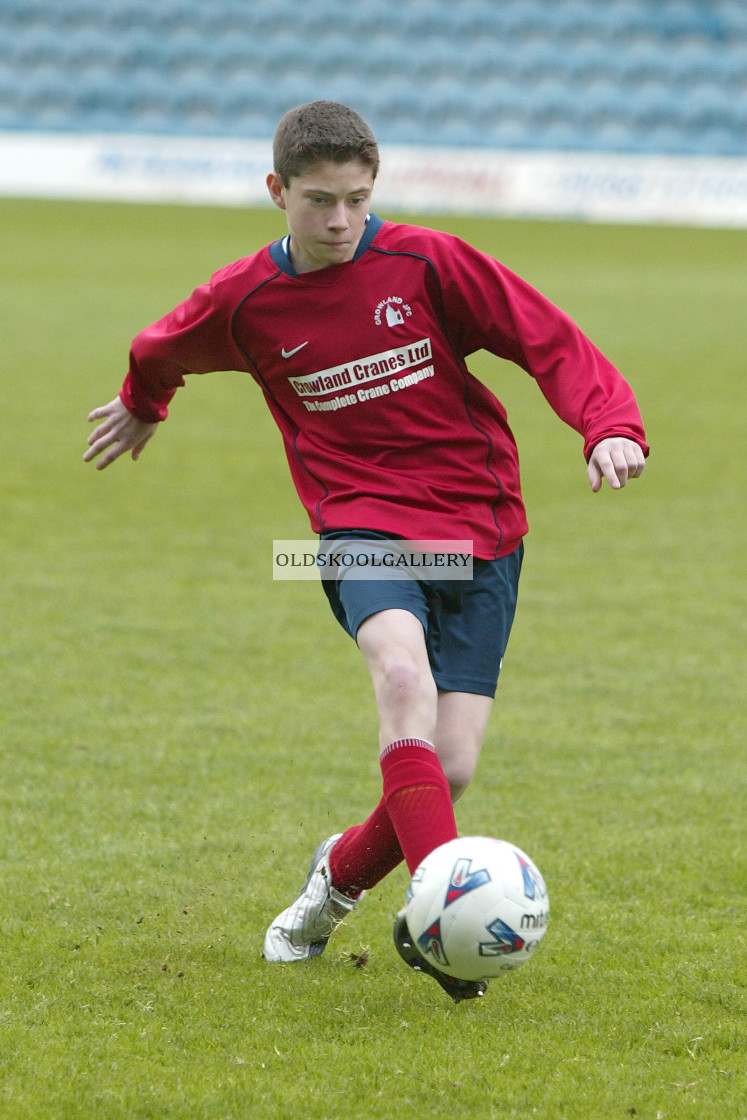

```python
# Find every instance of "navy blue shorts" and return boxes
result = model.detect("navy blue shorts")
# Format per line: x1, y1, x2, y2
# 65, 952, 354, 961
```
321, 534, 523, 698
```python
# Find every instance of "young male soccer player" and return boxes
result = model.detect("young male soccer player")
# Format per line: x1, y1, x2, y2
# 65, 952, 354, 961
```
85, 101, 648, 1002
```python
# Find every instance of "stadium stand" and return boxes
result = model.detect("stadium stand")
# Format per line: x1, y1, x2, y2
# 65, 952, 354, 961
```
0, 0, 744, 154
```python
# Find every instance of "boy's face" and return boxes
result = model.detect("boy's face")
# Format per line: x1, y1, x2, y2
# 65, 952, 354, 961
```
267, 160, 375, 274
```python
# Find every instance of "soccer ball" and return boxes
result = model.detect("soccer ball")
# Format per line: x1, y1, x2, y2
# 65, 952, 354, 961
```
405, 836, 550, 981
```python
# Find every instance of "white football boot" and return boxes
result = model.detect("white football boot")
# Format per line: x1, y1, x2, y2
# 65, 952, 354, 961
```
264, 834, 364, 962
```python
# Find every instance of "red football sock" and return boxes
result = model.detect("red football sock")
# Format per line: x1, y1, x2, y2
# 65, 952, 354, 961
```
328, 799, 404, 896
328, 739, 457, 894
380, 737, 457, 873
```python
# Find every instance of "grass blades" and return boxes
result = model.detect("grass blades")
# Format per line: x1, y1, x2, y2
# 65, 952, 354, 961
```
0, 198, 744, 1119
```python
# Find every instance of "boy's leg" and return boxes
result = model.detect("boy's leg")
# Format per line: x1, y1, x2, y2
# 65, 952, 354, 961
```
329, 555, 514, 894
264, 615, 496, 959
333, 608, 456, 878
329, 688, 493, 894
266, 552, 521, 966
265, 606, 451, 960
434, 690, 494, 802
355, 608, 437, 750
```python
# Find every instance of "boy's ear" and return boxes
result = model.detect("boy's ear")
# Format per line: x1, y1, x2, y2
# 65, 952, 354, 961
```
266, 173, 286, 210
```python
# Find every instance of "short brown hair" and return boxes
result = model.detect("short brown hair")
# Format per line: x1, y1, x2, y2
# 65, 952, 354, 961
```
273, 101, 379, 185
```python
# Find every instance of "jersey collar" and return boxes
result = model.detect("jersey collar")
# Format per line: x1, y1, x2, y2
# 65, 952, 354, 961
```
269, 213, 385, 277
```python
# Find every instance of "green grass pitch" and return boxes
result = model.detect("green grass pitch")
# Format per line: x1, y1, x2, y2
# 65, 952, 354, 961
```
1, 196, 744, 1119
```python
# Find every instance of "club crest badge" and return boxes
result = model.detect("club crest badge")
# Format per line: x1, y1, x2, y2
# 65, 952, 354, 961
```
374, 295, 413, 327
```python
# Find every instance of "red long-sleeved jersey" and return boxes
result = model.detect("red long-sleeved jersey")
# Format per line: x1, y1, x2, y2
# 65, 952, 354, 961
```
121, 215, 648, 559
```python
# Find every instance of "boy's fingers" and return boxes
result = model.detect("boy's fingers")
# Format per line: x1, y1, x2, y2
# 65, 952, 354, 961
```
589, 438, 645, 491
629, 447, 646, 477
83, 438, 111, 462
87, 404, 117, 422
93, 443, 126, 470
608, 453, 627, 487
87, 421, 113, 446
589, 453, 618, 490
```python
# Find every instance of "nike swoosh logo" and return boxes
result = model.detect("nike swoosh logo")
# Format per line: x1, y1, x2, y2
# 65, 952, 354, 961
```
281, 341, 309, 359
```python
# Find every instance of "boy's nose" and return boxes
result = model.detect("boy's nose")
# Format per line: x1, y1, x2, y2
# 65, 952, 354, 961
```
328, 202, 349, 228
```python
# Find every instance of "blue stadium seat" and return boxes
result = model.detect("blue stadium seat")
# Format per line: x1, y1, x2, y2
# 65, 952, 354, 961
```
660, 4, 728, 42
511, 40, 577, 84
302, 32, 357, 75
458, 36, 524, 82
546, 1, 606, 40
525, 80, 590, 125
118, 27, 172, 71
343, 0, 406, 37
215, 81, 276, 138
224, 75, 321, 133
431, 118, 484, 148
723, 4, 747, 37
13, 26, 62, 68
563, 41, 628, 84
0, 0, 744, 156
699, 125, 747, 157
158, 28, 218, 75
211, 31, 274, 73
154, 1, 217, 33
632, 86, 688, 133
596, 2, 662, 40
104, 1, 162, 30
1, 0, 52, 28
364, 37, 421, 80
339, 73, 400, 117
663, 40, 731, 86
73, 71, 128, 112
216, 73, 270, 115
23, 71, 84, 128
532, 119, 596, 151
583, 84, 639, 128
635, 120, 696, 155
496, 0, 556, 40
680, 83, 742, 133
445, 0, 500, 39
65, 27, 131, 70
618, 43, 679, 85
702, 42, 747, 89
475, 81, 537, 122
403, 35, 473, 83
254, 32, 317, 75
271, 74, 330, 118
0, 28, 20, 64
53, 1, 115, 29
478, 114, 540, 150
424, 75, 475, 120
0, 69, 20, 120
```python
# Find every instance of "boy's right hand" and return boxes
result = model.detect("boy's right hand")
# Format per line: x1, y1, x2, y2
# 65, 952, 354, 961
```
84, 396, 159, 470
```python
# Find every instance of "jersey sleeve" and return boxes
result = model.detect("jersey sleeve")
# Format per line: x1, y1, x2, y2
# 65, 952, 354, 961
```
120, 265, 247, 423
433, 234, 649, 460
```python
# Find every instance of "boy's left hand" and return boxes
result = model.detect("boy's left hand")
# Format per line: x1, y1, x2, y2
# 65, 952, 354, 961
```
587, 437, 646, 492
84, 396, 159, 470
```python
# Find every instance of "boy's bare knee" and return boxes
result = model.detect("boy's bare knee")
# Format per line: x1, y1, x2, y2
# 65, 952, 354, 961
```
442, 759, 477, 804
380, 653, 426, 698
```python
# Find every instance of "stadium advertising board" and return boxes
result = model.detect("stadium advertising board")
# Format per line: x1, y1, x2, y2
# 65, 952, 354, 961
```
0, 131, 745, 227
